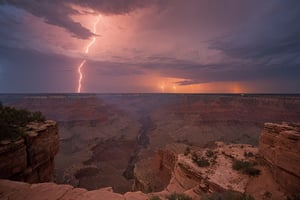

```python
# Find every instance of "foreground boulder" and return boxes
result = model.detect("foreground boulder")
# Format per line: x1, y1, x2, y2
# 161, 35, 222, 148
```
0, 179, 151, 200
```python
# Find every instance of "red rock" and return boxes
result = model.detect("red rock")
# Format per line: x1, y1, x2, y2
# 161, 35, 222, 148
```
259, 122, 300, 194
0, 120, 59, 183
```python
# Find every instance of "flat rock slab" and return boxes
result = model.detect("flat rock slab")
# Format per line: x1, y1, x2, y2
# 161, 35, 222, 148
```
0, 179, 150, 200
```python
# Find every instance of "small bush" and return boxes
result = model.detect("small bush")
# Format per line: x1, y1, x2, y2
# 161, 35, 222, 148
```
243, 166, 260, 176
167, 193, 192, 200
264, 191, 272, 198
184, 147, 190, 156
232, 159, 260, 176
201, 191, 255, 200
244, 152, 254, 157
0, 103, 46, 140
150, 195, 161, 200
192, 152, 210, 167
206, 149, 214, 157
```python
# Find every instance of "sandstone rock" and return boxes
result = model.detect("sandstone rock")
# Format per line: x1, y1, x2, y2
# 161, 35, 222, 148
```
60, 188, 88, 200
124, 191, 148, 200
134, 142, 256, 197
133, 144, 184, 193
0, 179, 134, 200
0, 120, 59, 183
0, 139, 27, 179
259, 122, 300, 194
75, 189, 124, 200
0, 179, 73, 200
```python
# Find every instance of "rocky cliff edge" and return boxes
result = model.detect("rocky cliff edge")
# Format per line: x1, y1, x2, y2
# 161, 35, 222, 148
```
0, 120, 59, 183
259, 122, 300, 194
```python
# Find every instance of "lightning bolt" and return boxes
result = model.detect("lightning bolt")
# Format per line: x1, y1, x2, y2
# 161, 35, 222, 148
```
77, 15, 100, 93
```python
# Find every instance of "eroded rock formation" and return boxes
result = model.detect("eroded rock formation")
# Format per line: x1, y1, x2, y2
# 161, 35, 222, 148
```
133, 144, 181, 192
259, 122, 300, 194
133, 142, 261, 195
0, 120, 59, 183
1, 120, 299, 200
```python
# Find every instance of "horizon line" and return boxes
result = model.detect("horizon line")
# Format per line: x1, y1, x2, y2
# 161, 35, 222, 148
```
0, 92, 300, 96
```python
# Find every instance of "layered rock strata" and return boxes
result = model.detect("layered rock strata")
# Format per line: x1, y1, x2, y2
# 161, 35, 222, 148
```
133, 142, 258, 195
259, 122, 300, 194
0, 120, 59, 183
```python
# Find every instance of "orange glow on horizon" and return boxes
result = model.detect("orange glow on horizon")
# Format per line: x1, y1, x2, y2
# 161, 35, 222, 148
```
77, 15, 101, 93
152, 77, 246, 93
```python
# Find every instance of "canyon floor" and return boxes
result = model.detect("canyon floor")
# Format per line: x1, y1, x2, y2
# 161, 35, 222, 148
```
1, 94, 299, 196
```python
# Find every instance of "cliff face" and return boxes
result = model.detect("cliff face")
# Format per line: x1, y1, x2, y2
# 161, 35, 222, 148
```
0, 120, 59, 183
132, 144, 180, 193
259, 122, 300, 194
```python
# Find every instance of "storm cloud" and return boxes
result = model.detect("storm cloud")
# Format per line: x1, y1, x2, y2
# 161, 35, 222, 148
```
0, 0, 300, 93
0, 0, 162, 39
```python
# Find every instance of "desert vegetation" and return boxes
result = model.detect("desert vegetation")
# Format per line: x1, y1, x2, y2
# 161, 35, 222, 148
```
167, 193, 192, 200
150, 196, 161, 200
201, 191, 255, 200
184, 147, 191, 156
244, 151, 254, 157
191, 152, 210, 167
232, 159, 260, 176
0, 102, 45, 140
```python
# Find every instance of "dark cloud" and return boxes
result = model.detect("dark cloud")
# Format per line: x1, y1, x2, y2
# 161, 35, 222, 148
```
0, 44, 79, 92
70, 0, 164, 15
0, 0, 97, 39
0, 0, 163, 39
210, 0, 300, 63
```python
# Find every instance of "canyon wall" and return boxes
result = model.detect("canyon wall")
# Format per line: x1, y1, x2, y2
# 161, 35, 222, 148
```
0, 130, 296, 200
0, 120, 59, 183
259, 122, 300, 194
133, 144, 182, 192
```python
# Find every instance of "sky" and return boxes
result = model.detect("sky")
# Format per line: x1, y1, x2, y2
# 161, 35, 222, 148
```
0, 0, 299, 93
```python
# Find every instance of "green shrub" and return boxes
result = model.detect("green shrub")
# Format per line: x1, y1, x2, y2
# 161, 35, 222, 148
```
243, 166, 260, 176
206, 149, 214, 157
192, 152, 210, 167
184, 147, 191, 156
201, 191, 255, 200
0, 103, 46, 140
232, 159, 260, 176
264, 191, 272, 198
244, 152, 254, 157
167, 193, 192, 200
150, 196, 161, 200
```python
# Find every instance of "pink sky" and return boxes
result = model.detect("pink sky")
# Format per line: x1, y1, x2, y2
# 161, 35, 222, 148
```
0, 1, 299, 93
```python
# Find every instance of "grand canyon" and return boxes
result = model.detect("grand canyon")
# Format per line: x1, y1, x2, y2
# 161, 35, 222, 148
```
0, 94, 299, 200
